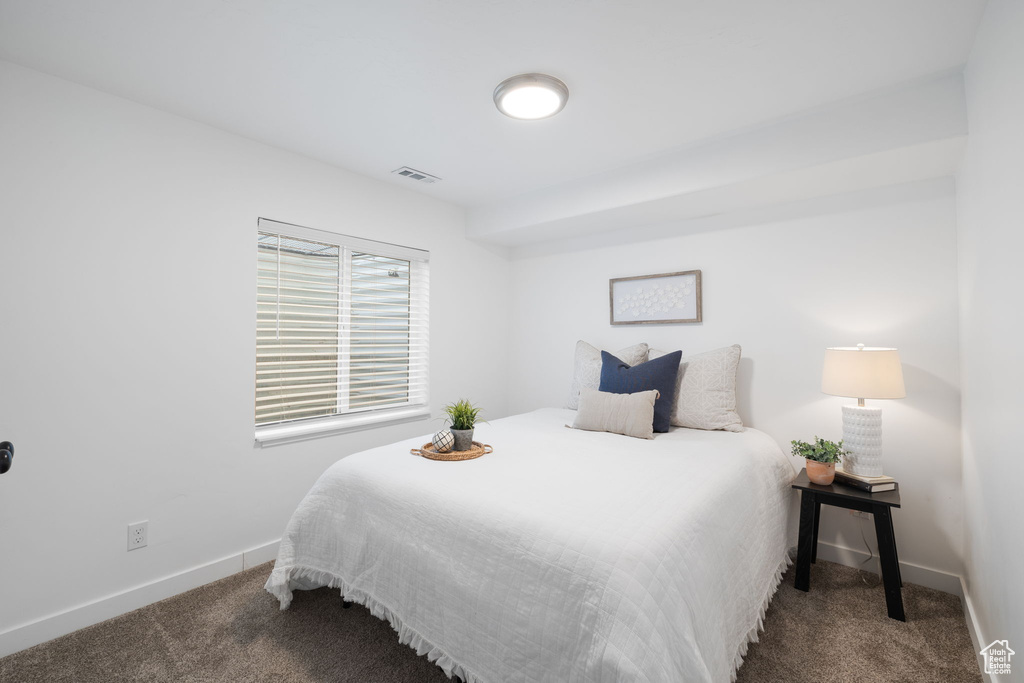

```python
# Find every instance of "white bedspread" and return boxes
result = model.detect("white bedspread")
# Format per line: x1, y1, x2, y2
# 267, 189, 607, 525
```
266, 409, 795, 683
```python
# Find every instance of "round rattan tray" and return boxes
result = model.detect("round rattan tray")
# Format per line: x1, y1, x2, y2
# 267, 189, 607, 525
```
411, 441, 493, 461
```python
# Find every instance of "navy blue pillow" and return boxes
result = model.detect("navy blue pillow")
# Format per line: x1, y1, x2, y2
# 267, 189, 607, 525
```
599, 350, 682, 433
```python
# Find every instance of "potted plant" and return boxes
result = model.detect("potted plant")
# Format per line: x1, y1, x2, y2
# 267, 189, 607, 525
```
791, 437, 845, 485
443, 399, 483, 452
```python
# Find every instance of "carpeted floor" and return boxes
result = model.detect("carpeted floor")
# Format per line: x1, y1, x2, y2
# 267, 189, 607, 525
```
0, 560, 981, 682
735, 562, 982, 683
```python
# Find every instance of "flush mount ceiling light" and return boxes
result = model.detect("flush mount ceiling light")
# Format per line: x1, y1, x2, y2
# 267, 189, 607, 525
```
493, 73, 569, 120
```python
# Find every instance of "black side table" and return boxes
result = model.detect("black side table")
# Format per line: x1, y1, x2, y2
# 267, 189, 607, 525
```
791, 470, 904, 621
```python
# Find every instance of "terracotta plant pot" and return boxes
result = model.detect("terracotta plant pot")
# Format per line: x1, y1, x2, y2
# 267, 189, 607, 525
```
805, 460, 836, 485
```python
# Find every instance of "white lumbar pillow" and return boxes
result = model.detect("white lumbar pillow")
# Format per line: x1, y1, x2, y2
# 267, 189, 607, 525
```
650, 344, 743, 432
571, 388, 658, 440
566, 340, 649, 410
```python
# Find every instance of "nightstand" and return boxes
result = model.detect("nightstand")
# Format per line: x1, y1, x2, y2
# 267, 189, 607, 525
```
791, 470, 904, 621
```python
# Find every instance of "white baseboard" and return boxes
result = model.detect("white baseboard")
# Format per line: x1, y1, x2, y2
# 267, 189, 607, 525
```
0, 540, 280, 659
813, 540, 963, 596
243, 539, 281, 570
959, 576, 992, 683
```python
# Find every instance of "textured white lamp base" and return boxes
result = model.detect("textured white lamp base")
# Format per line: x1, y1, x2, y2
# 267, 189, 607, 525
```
841, 404, 884, 477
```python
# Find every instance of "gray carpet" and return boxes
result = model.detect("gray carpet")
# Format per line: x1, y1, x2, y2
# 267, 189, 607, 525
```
736, 561, 982, 683
0, 560, 981, 682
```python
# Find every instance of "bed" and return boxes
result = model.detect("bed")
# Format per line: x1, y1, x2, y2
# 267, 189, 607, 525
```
266, 408, 795, 683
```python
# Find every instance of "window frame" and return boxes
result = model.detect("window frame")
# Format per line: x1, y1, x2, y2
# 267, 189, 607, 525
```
254, 218, 430, 447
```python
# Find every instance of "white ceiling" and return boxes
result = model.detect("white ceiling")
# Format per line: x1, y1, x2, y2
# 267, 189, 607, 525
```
0, 0, 986, 208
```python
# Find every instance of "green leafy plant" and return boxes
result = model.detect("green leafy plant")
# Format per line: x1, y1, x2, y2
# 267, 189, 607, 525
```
790, 437, 845, 464
443, 399, 483, 431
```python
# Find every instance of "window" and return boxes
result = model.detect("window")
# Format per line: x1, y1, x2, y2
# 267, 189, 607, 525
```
255, 218, 429, 445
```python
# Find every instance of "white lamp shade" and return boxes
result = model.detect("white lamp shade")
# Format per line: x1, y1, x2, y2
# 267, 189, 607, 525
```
821, 346, 906, 399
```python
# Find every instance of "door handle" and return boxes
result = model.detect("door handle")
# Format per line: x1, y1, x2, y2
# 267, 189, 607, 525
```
0, 441, 13, 475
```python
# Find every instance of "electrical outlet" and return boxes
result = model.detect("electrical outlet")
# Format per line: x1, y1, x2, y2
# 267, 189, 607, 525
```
128, 521, 148, 551
849, 510, 871, 520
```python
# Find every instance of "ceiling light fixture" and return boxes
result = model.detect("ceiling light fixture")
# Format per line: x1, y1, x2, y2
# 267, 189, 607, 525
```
493, 73, 569, 120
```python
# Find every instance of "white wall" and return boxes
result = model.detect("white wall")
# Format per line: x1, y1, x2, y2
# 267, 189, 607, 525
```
956, 0, 1024, 654
0, 60, 510, 652
508, 185, 963, 581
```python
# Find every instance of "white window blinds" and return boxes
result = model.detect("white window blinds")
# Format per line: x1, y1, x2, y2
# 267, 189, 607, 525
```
256, 218, 429, 440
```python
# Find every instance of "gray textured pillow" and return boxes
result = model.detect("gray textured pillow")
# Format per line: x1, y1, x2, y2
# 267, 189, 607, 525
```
566, 340, 649, 409
651, 345, 744, 432
571, 388, 658, 440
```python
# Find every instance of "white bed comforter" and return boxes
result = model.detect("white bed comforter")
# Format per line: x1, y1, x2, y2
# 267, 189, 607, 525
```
266, 409, 795, 683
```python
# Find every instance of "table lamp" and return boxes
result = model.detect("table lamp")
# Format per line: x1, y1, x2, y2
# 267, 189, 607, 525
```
821, 344, 905, 477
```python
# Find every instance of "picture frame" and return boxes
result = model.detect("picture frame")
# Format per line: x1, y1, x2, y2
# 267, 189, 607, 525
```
609, 270, 702, 325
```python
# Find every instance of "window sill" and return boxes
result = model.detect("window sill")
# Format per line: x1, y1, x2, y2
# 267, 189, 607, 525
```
254, 405, 430, 448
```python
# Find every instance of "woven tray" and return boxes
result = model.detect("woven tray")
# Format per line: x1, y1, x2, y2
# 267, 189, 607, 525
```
411, 441, 493, 461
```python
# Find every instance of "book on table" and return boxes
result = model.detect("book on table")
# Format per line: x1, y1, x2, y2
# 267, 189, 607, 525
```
833, 467, 898, 493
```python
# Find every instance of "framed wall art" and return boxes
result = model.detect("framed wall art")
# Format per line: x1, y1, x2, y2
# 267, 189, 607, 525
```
609, 270, 702, 325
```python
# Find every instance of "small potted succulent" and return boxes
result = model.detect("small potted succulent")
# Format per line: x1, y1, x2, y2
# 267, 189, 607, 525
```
791, 437, 845, 485
443, 399, 483, 452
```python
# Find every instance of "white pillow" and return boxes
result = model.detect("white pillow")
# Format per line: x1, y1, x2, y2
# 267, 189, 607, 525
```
650, 345, 743, 432
565, 340, 649, 409
571, 388, 658, 440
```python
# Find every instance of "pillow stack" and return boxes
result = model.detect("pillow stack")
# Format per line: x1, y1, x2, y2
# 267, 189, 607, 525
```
567, 340, 743, 438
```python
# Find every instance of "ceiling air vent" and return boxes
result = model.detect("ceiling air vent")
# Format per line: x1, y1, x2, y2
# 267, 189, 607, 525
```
392, 166, 441, 184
